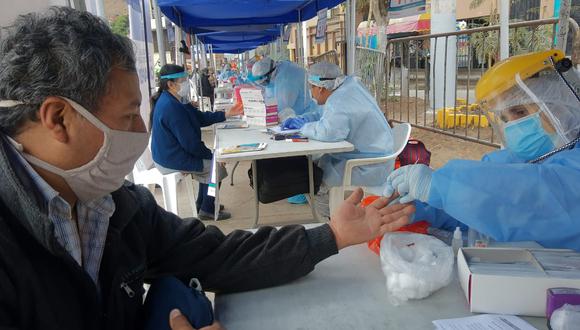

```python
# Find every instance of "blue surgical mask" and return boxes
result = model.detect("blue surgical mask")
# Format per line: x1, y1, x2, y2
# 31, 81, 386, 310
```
504, 113, 555, 161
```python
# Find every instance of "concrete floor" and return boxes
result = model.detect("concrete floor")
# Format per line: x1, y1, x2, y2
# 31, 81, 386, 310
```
154, 159, 316, 235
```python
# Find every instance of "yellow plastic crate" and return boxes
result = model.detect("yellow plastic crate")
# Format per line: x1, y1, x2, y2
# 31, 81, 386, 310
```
437, 109, 467, 129
468, 115, 489, 128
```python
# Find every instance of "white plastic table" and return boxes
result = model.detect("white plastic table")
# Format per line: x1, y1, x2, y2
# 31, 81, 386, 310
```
215, 127, 354, 227
214, 242, 548, 330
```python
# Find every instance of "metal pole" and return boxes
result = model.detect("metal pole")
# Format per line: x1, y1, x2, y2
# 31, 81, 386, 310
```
297, 16, 304, 67
95, 0, 106, 19
71, 0, 86, 11
174, 26, 184, 65
557, 0, 571, 53
346, 0, 357, 75
499, 0, 509, 60
151, 0, 166, 66
211, 45, 217, 72
140, 0, 153, 100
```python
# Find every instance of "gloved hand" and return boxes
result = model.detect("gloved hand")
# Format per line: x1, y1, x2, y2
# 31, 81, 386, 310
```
282, 117, 307, 130
383, 164, 433, 204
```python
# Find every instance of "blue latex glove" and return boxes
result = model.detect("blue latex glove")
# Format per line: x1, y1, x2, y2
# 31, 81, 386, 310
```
282, 117, 307, 130
383, 164, 433, 203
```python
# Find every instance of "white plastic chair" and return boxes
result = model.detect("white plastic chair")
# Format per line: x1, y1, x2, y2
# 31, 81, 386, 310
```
130, 141, 198, 218
329, 123, 412, 214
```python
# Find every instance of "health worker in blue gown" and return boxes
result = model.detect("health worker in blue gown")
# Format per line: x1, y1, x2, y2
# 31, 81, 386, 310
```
383, 50, 580, 251
251, 57, 320, 119
281, 62, 394, 217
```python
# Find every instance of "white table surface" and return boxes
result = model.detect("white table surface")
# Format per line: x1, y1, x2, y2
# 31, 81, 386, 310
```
215, 127, 354, 162
214, 242, 548, 330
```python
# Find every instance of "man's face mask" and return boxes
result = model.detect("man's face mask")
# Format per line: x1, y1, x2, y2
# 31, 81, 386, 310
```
2, 98, 149, 202
504, 112, 555, 161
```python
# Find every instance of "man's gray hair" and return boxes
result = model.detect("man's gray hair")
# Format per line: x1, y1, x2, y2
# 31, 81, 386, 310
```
0, 6, 136, 136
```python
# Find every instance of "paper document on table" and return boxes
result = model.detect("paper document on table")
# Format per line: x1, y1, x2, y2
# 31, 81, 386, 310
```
433, 314, 537, 330
219, 143, 267, 155
267, 126, 301, 135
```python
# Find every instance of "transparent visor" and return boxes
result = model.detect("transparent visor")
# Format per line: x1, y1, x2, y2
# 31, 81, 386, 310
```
482, 67, 580, 151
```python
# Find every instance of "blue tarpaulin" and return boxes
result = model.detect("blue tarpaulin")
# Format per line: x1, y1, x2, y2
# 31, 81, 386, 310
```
158, 0, 345, 53
197, 30, 281, 44
159, 0, 343, 28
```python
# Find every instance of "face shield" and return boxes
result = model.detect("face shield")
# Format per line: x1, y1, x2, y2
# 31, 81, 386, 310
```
251, 58, 276, 86
308, 75, 337, 89
307, 62, 346, 91
482, 66, 580, 161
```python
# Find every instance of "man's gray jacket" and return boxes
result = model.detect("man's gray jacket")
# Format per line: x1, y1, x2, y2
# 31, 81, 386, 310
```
0, 136, 338, 330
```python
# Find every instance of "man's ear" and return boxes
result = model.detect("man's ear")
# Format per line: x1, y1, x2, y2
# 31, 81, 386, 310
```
37, 97, 72, 144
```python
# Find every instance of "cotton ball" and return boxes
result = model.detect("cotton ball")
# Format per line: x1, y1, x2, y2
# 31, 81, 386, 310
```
380, 233, 454, 305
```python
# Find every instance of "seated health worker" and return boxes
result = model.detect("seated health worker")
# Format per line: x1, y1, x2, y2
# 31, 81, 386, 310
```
283, 62, 394, 217
150, 64, 242, 220
251, 57, 320, 118
383, 50, 580, 251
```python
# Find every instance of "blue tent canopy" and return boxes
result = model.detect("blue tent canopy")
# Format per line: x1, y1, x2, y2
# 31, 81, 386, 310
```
188, 24, 279, 35
159, 0, 345, 53
197, 30, 280, 44
159, 0, 343, 29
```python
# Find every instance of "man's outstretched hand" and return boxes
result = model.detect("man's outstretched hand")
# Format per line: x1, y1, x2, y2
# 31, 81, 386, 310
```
170, 309, 224, 330
329, 188, 415, 250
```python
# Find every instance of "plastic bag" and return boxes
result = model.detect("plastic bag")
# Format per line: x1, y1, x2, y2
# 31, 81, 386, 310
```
550, 304, 580, 330
380, 232, 454, 305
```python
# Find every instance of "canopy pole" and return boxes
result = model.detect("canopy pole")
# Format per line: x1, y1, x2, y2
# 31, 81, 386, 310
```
95, 0, 106, 19
302, 21, 309, 66
200, 41, 208, 69
210, 45, 217, 73
151, 0, 166, 66
499, 0, 509, 60
297, 14, 304, 67
175, 10, 185, 66
557, 0, 571, 53
346, 0, 356, 75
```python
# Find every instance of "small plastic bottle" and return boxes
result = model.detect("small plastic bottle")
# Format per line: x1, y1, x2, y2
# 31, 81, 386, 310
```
452, 227, 463, 256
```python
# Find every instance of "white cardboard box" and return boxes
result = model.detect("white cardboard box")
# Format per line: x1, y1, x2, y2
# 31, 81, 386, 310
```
457, 248, 580, 317
246, 115, 278, 127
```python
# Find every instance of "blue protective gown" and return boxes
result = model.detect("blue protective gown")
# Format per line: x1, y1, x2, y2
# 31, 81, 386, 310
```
415, 143, 580, 251
267, 61, 319, 116
300, 76, 394, 187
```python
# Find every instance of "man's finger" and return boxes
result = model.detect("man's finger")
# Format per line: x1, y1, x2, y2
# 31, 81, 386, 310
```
345, 187, 364, 205
368, 196, 388, 209
170, 309, 195, 330
378, 202, 408, 215
378, 204, 416, 220
379, 217, 410, 234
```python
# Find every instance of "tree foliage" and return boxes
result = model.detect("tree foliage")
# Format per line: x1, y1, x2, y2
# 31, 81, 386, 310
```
110, 14, 129, 36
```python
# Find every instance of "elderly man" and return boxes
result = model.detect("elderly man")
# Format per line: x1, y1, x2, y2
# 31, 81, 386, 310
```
0, 7, 414, 330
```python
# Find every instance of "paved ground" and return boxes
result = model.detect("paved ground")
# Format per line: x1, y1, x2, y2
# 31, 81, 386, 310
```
153, 126, 498, 235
